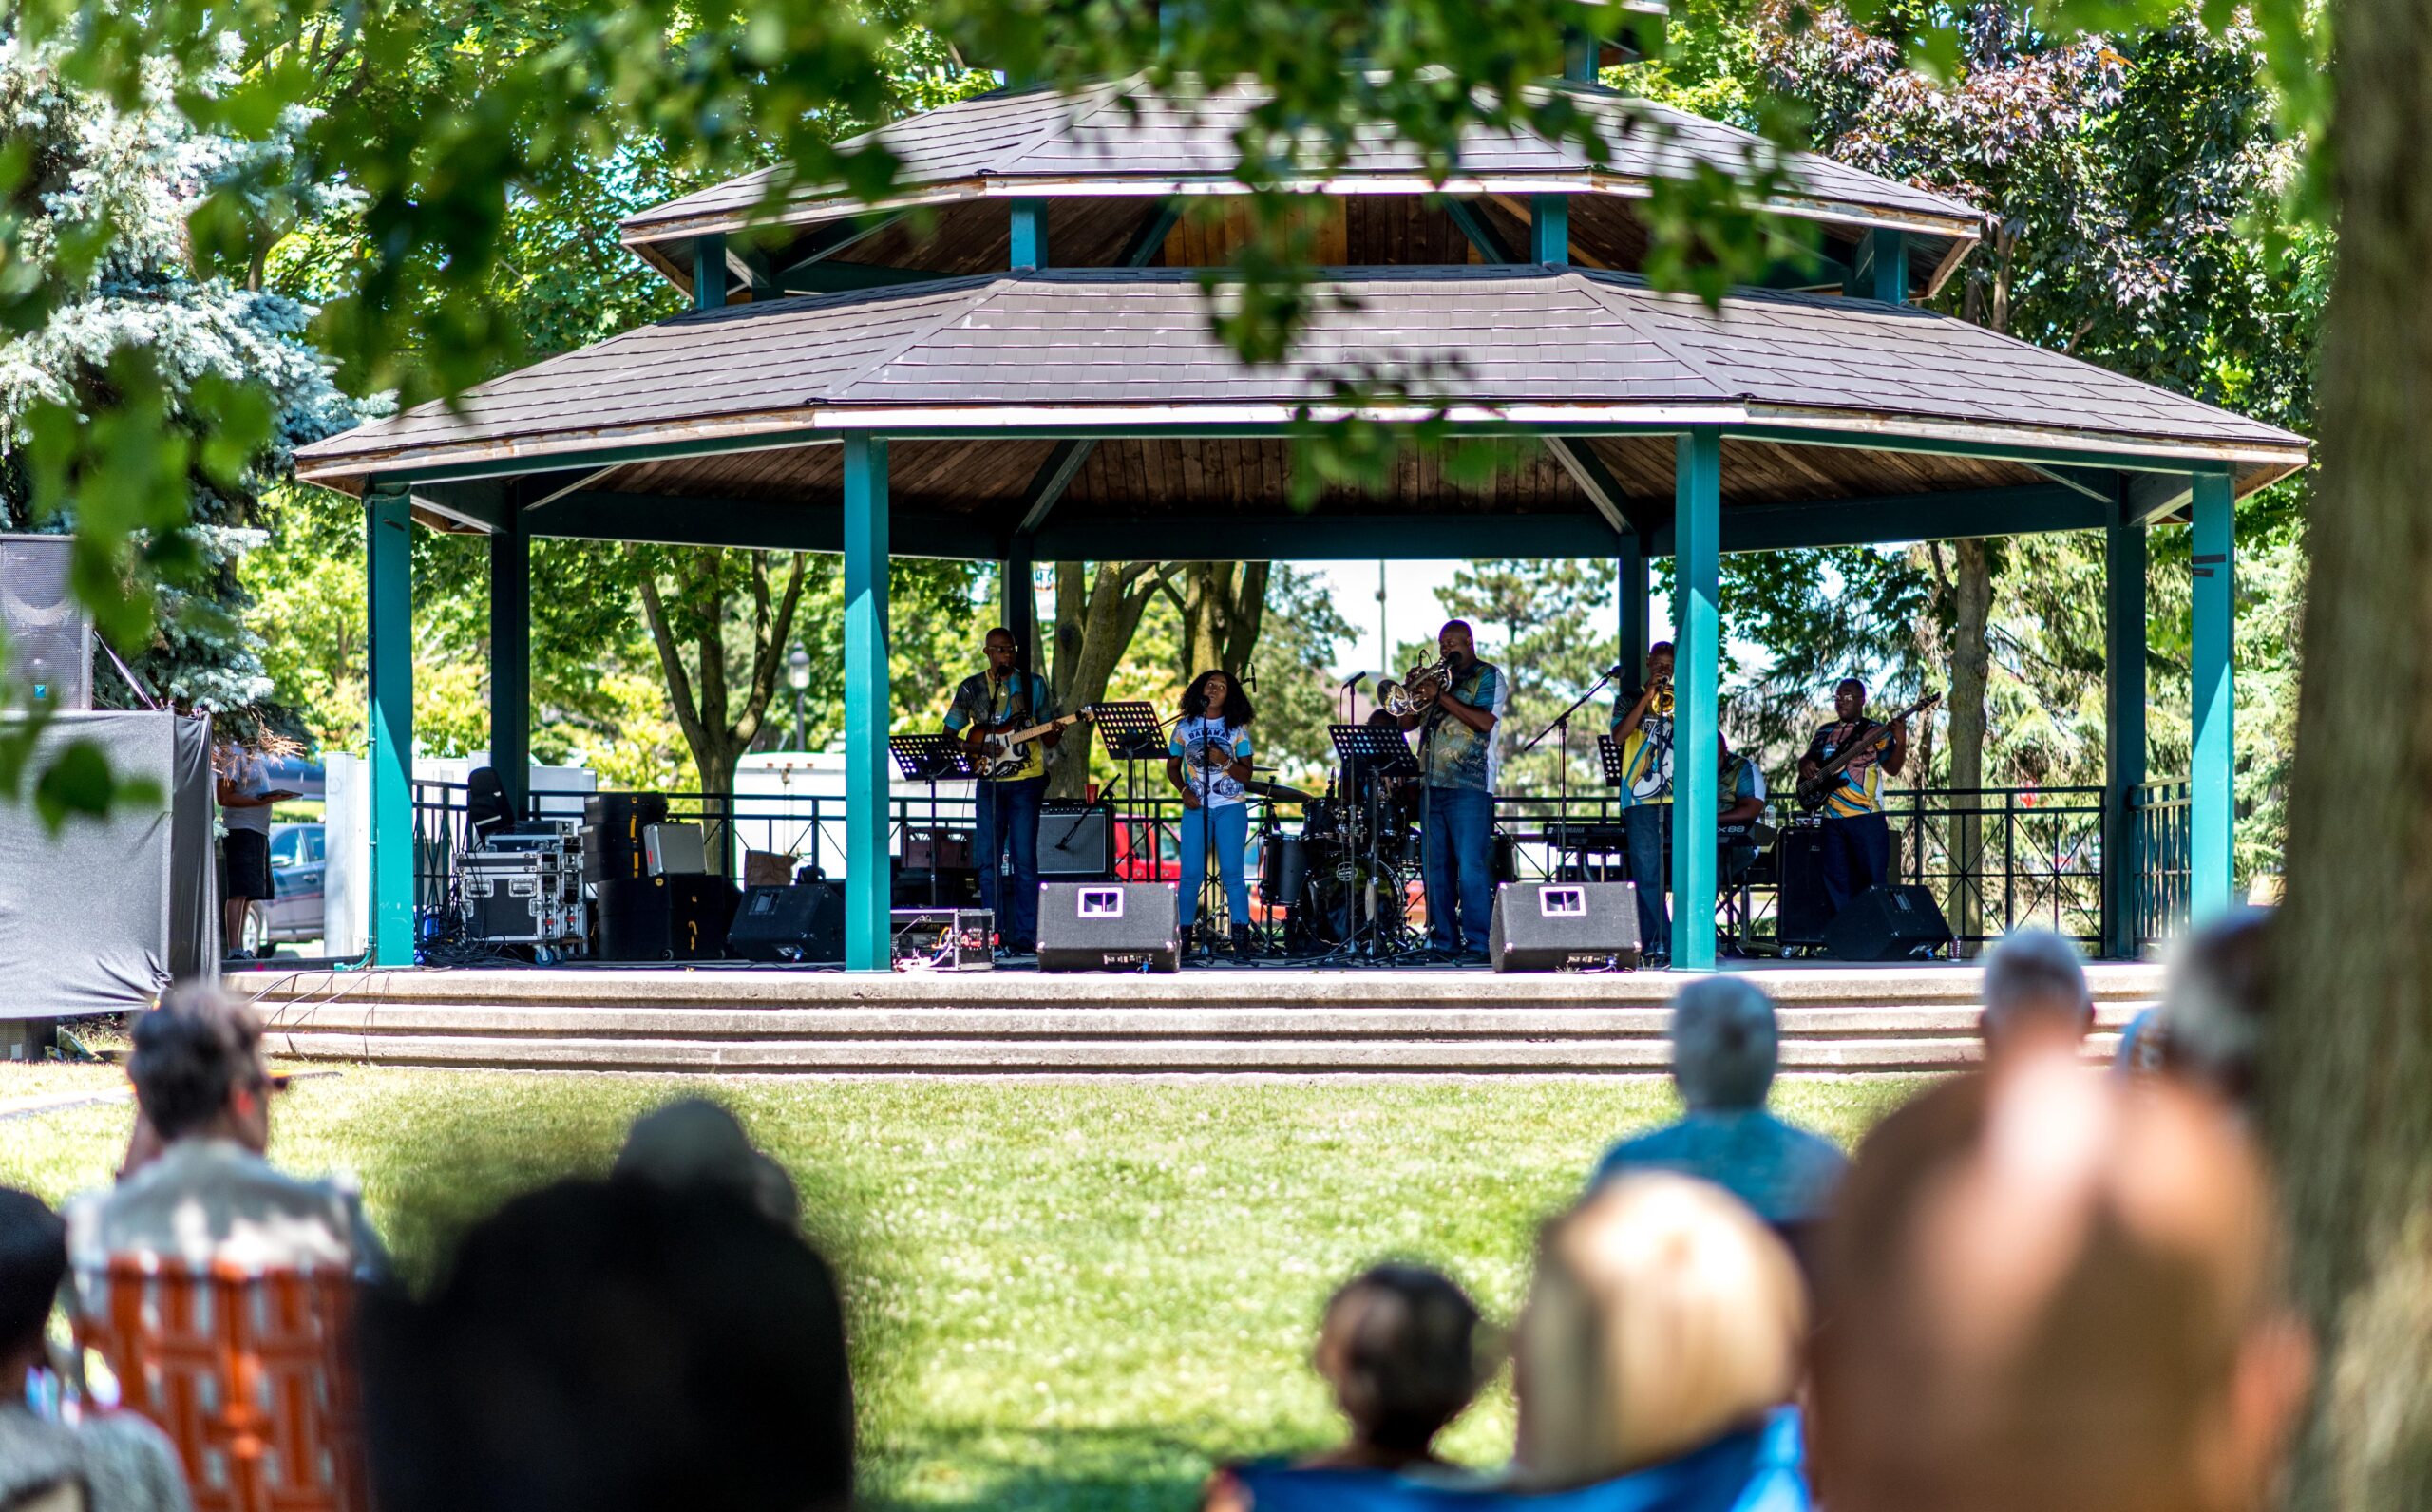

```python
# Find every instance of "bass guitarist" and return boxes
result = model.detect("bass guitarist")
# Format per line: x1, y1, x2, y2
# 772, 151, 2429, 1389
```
943, 627, 1061, 956
1796, 676, 1910, 922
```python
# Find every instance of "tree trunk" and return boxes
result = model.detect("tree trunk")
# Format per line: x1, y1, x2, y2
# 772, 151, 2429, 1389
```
2265, 0, 2432, 1501
1047, 560, 1179, 799
1176, 562, 1273, 683
1946, 538, 1994, 954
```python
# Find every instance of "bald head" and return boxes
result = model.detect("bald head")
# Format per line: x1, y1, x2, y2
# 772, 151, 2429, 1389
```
1670, 978, 1779, 1111
1979, 928, 2094, 1057
1814, 1055, 2310, 1512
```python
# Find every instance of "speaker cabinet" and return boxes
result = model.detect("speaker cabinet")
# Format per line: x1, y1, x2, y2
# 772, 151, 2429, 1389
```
1773, 826, 1834, 947
1036, 881, 1179, 973
595, 874, 737, 961
726, 881, 846, 964
1488, 881, 1641, 972
1, 535, 91, 710
1822, 883, 1954, 962
1036, 802, 1116, 878
581, 793, 670, 885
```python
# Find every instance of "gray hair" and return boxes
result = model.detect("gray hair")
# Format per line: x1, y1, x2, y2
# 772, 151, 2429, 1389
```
1982, 928, 2091, 1031
1671, 978, 1779, 1111
2158, 907, 2272, 1102
128, 980, 268, 1140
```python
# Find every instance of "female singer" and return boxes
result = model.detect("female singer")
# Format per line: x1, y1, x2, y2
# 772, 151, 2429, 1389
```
1167, 669, 1257, 951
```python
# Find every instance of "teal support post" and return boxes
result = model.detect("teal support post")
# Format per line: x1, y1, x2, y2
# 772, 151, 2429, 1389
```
844, 436, 893, 972
1011, 200, 1048, 270
1563, 29, 1598, 83
1003, 539, 1036, 669
1531, 196, 1570, 265
366, 484, 415, 966
1843, 229, 1907, 304
488, 521, 530, 819
2190, 470, 2235, 916
692, 234, 727, 311
1618, 533, 1648, 687
2102, 513, 2147, 958
1670, 429, 1722, 970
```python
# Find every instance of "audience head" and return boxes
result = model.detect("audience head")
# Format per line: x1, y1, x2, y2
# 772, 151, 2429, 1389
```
2156, 907, 2274, 1108
365, 1177, 853, 1512
1813, 1054, 2311, 1512
1514, 1174, 1804, 1487
128, 980, 272, 1151
0, 1187, 67, 1372
1979, 928, 2095, 1058
613, 1098, 800, 1231
1671, 978, 1779, 1112
1313, 1264, 1490, 1457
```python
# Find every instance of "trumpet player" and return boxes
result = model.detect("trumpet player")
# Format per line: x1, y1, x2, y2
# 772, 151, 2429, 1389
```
1397, 619, 1505, 962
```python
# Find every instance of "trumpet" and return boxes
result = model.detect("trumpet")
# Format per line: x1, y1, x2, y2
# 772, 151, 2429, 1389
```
1378, 656, 1454, 718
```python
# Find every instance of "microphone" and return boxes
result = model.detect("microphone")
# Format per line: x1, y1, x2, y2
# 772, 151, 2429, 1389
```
1340, 671, 1367, 691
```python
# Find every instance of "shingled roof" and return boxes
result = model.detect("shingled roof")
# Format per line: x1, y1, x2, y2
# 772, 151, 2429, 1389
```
618, 76, 1983, 290
296, 265, 2308, 502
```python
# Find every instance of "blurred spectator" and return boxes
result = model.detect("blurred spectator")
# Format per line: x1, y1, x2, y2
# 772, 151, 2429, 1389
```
1512, 1173, 1807, 1492
0, 1188, 192, 1512
1977, 927, 2095, 1060
64, 983, 386, 1314
1588, 979, 1848, 1266
363, 1177, 853, 1512
2152, 907, 2274, 1109
1812, 1052, 2312, 1512
614, 1098, 800, 1231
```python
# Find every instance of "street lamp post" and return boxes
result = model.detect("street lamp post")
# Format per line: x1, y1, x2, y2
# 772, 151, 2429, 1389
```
788, 644, 810, 750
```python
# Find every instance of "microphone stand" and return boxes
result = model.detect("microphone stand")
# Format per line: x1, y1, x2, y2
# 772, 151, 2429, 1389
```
1521, 666, 1625, 875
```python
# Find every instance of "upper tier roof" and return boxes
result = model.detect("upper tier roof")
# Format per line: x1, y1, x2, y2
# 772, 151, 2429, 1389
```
618, 76, 1984, 292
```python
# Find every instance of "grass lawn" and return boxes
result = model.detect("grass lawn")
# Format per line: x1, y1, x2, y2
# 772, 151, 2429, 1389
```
0, 1067, 1926, 1511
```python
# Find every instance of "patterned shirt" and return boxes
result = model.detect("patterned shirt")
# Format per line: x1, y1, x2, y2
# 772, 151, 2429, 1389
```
0, 1405, 193, 1512
1588, 1108, 1850, 1225
1417, 659, 1506, 792
1803, 719, 1889, 817
943, 671, 1057, 783
1168, 716, 1252, 808
1613, 684, 1676, 805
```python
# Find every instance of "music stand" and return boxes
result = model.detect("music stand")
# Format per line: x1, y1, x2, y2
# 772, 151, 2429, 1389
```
1329, 725, 1419, 958
890, 734, 978, 908
1091, 702, 1169, 877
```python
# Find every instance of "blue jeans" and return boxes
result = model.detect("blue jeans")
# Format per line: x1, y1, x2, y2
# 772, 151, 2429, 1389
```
1820, 810, 1891, 917
1175, 800, 1250, 930
975, 775, 1046, 946
1421, 785, 1495, 954
1624, 803, 1670, 955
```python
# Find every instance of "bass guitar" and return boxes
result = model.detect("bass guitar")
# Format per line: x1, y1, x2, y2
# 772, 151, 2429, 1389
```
1795, 690, 1941, 813
975, 705, 1099, 780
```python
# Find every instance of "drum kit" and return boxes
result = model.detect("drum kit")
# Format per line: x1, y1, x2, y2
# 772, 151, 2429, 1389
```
1245, 772, 1420, 951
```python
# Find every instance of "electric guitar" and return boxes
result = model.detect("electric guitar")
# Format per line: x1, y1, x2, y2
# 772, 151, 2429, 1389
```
1796, 690, 1941, 813
974, 706, 1099, 780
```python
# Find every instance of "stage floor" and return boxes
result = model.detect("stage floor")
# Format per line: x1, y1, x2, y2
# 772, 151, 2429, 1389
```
231, 959, 2162, 1076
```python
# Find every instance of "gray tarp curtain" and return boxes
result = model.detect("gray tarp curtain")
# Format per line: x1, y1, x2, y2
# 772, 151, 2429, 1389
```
0, 711, 217, 1018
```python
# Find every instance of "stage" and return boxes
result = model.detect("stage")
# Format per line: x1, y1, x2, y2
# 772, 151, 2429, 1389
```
232, 960, 2160, 1076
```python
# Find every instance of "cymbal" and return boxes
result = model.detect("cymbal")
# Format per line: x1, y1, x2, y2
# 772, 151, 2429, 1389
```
1245, 780, 1319, 804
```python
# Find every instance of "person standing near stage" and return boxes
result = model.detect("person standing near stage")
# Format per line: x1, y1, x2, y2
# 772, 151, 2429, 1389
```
214, 728, 295, 962
1400, 620, 1505, 962
1797, 676, 1908, 920
1611, 640, 1677, 966
1167, 670, 1256, 954
944, 628, 1060, 956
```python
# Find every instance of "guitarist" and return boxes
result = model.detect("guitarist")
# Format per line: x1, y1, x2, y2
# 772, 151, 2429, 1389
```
1796, 676, 1910, 922
943, 628, 1061, 955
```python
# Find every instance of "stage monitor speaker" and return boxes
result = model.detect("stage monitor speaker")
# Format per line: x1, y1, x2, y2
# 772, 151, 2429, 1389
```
1, 535, 91, 710
1774, 826, 1834, 947
1488, 881, 1641, 973
726, 881, 846, 963
1036, 802, 1115, 878
1823, 883, 1954, 962
1036, 881, 1179, 973
595, 874, 737, 961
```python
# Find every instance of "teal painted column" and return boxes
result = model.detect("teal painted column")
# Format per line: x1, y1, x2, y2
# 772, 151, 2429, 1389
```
1843, 229, 1908, 304
844, 436, 893, 971
1531, 196, 1570, 265
692, 234, 727, 311
366, 484, 415, 966
1563, 28, 1598, 83
1011, 200, 1048, 270
1669, 430, 1721, 969
488, 522, 529, 819
1003, 539, 1036, 667
2101, 514, 2147, 958
1617, 533, 1647, 688
2190, 470, 2235, 915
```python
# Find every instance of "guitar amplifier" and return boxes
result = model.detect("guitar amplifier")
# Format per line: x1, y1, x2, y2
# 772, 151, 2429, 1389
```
1488, 881, 1641, 972
1037, 802, 1115, 878
1774, 825, 1834, 947
902, 826, 974, 870
1037, 882, 1179, 973
891, 908, 996, 971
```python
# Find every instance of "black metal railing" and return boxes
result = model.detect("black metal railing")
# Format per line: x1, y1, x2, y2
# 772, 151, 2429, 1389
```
2130, 779, 2192, 953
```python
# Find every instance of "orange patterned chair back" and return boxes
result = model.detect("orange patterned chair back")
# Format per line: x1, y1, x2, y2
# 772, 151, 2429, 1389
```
71, 1257, 370, 1512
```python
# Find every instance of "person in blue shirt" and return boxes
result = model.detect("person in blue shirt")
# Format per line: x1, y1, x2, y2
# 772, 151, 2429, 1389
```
1168, 670, 1258, 953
